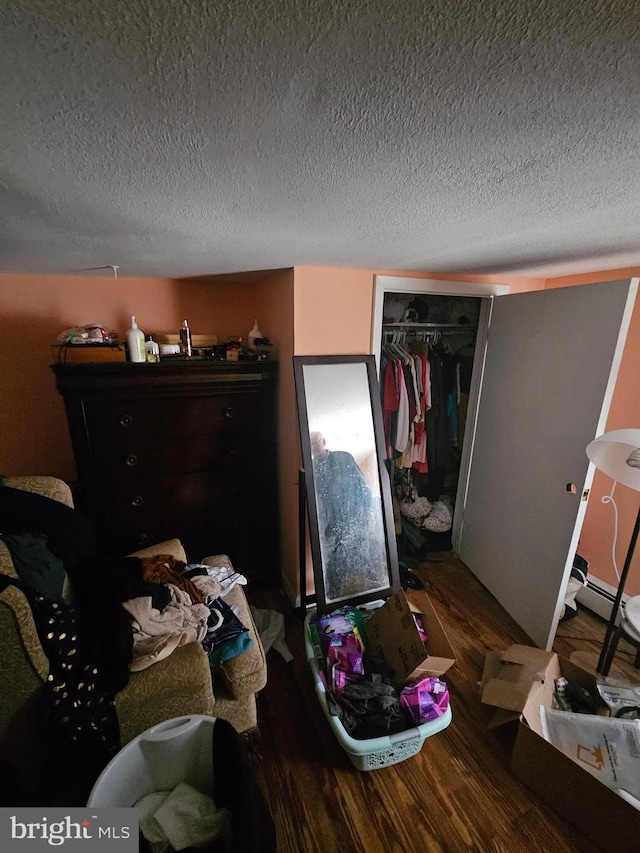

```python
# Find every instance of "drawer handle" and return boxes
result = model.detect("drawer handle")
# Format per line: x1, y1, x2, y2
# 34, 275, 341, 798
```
119, 414, 134, 427
130, 494, 144, 507
124, 454, 138, 467
224, 406, 236, 419
136, 533, 150, 546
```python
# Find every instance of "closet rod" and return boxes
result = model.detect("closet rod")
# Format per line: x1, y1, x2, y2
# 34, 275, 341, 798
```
383, 325, 476, 347
383, 326, 476, 339
382, 322, 470, 329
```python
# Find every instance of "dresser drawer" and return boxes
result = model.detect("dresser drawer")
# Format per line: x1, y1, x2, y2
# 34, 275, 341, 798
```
92, 470, 261, 559
83, 392, 259, 443
89, 432, 256, 478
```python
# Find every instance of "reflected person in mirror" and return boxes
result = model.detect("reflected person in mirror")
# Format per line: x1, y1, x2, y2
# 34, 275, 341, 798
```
310, 431, 387, 600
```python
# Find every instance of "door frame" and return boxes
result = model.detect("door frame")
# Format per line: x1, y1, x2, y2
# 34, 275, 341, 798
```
371, 275, 509, 549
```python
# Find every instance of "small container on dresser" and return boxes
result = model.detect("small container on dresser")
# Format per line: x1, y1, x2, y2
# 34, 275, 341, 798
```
51, 360, 279, 584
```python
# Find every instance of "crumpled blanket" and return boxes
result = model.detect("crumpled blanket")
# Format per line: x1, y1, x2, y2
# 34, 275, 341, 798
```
122, 584, 210, 671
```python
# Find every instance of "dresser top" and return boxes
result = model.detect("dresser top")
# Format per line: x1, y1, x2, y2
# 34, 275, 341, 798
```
51, 358, 277, 395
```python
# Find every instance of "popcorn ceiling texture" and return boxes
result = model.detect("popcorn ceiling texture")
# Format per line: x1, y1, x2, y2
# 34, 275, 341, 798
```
1, 0, 639, 277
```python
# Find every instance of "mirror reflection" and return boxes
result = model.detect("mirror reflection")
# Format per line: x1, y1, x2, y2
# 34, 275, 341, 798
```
294, 357, 399, 611
309, 429, 387, 600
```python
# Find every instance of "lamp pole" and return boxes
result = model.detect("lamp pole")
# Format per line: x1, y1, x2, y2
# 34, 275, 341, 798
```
597, 505, 640, 674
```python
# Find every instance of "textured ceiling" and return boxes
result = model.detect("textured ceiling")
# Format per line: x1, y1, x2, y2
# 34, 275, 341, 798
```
2, 0, 640, 279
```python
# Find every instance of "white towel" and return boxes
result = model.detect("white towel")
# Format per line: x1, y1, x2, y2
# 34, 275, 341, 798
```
136, 782, 229, 851
136, 790, 170, 845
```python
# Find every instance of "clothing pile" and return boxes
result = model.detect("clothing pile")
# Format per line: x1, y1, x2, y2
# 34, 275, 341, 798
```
123, 554, 251, 672
0, 482, 252, 686
0, 482, 254, 807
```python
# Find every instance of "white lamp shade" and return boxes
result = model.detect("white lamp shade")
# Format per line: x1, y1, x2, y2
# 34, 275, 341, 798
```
586, 429, 640, 492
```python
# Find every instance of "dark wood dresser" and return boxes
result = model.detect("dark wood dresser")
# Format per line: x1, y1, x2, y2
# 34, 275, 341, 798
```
51, 360, 279, 584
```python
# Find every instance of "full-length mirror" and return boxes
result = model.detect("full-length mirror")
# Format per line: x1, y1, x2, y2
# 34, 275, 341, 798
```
294, 355, 399, 614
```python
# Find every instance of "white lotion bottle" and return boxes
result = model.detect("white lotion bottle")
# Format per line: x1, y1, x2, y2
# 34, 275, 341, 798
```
126, 315, 146, 363
248, 319, 263, 349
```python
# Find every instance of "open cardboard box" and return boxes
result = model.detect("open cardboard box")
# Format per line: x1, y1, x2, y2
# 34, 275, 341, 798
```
480, 644, 640, 853
366, 587, 456, 687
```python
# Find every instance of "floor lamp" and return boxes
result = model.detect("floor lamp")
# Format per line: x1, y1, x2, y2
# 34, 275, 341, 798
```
585, 429, 640, 674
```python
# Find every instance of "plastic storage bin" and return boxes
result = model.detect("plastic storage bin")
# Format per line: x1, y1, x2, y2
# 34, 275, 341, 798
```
304, 610, 452, 770
87, 715, 216, 807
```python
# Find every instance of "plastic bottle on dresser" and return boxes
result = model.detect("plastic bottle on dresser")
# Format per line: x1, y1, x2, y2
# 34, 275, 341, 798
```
145, 335, 160, 363
126, 316, 146, 363
179, 319, 192, 357
248, 319, 263, 349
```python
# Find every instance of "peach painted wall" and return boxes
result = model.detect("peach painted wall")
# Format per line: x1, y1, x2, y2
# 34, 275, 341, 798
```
254, 269, 298, 600
0, 273, 266, 480
544, 269, 640, 597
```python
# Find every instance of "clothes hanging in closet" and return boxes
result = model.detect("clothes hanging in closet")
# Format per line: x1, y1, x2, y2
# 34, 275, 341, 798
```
380, 342, 461, 477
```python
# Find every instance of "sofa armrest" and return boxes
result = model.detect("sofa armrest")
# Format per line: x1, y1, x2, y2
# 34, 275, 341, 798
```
115, 642, 215, 745
201, 554, 267, 701
3, 476, 74, 508
217, 584, 267, 699
0, 586, 49, 740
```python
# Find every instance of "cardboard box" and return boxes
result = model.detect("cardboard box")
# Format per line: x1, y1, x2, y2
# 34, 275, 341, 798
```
366, 588, 456, 686
51, 343, 126, 363
155, 334, 218, 346
480, 644, 640, 852
480, 644, 555, 727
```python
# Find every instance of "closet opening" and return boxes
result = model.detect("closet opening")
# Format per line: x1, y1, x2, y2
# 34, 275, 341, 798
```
372, 275, 508, 568
378, 290, 483, 564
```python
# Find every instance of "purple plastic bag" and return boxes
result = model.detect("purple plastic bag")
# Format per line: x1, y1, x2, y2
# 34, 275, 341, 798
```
328, 638, 364, 690
400, 677, 449, 724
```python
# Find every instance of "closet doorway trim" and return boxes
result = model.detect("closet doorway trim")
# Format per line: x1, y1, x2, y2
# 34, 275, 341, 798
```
372, 275, 509, 553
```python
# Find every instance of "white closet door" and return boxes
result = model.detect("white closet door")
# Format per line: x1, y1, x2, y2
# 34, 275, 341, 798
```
457, 279, 638, 649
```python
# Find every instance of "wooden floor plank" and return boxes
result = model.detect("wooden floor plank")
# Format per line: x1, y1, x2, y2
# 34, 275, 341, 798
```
247, 555, 639, 852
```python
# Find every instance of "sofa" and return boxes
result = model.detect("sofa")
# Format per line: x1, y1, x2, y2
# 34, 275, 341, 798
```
0, 476, 267, 751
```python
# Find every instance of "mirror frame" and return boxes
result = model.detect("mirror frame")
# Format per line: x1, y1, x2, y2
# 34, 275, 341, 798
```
293, 354, 400, 614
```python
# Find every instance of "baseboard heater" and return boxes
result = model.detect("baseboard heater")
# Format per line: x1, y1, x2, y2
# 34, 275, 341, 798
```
577, 580, 626, 623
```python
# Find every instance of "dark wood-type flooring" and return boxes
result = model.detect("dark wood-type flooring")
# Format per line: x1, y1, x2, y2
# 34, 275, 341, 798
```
246, 554, 640, 853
